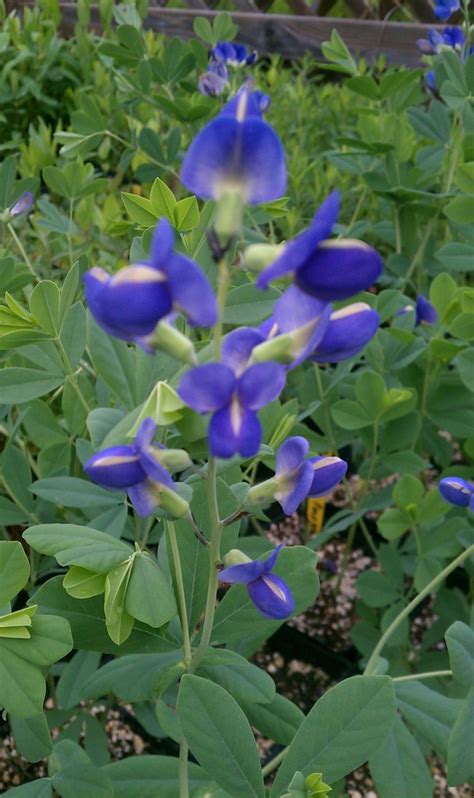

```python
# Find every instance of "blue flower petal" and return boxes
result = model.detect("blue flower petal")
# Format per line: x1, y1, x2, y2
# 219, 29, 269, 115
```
139, 448, 175, 488
179, 363, 235, 413
439, 477, 473, 507
84, 265, 173, 339
237, 362, 286, 411
221, 327, 266, 374
128, 479, 162, 517
166, 253, 218, 327
209, 403, 262, 458
263, 543, 285, 572
272, 285, 332, 367
312, 302, 380, 363
257, 191, 340, 289
150, 218, 174, 270
276, 436, 309, 474
181, 115, 286, 203
219, 560, 265, 584
416, 294, 438, 326
221, 86, 264, 119
85, 445, 146, 489
295, 239, 383, 301
276, 461, 314, 516
247, 573, 295, 619
134, 418, 157, 451
308, 456, 348, 497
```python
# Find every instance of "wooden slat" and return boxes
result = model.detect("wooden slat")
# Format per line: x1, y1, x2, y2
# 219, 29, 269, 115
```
19, 2, 448, 66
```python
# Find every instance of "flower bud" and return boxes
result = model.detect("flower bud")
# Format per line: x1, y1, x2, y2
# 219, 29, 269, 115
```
84, 446, 146, 489
142, 320, 197, 365
157, 484, 191, 519
222, 548, 253, 567
249, 332, 296, 365
295, 239, 383, 301
145, 447, 193, 474
308, 455, 348, 497
10, 191, 34, 217
312, 302, 379, 363
241, 244, 285, 273
214, 192, 243, 239
439, 477, 473, 508
246, 477, 279, 508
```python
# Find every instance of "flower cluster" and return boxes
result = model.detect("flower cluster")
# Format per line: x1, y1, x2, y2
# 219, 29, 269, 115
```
199, 41, 257, 97
417, 25, 465, 54
439, 477, 474, 511
85, 418, 191, 517
433, 0, 460, 21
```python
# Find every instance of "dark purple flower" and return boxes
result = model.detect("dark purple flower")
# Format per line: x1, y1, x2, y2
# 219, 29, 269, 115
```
434, 0, 460, 21
85, 418, 186, 517
274, 437, 347, 515
417, 26, 465, 54
398, 294, 438, 327
255, 285, 331, 369
439, 477, 474, 509
84, 218, 217, 345
312, 301, 380, 363
257, 192, 383, 300
199, 68, 228, 97
9, 192, 34, 217
219, 544, 294, 619
178, 328, 286, 458
181, 85, 286, 204
211, 42, 257, 67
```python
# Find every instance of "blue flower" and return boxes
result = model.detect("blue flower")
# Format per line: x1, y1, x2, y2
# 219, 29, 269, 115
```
178, 328, 286, 458
274, 437, 347, 515
312, 301, 380, 363
219, 544, 295, 619
417, 26, 465, 54
9, 191, 33, 217
84, 218, 217, 345
181, 84, 286, 204
433, 0, 460, 21
257, 192, 383, 300
439, 477, 473, 510
199, 68, 228, 97
85, 418, 182, 516
256, 285, 332, 369
211, 42, 257, 67
398, 294, 438, 327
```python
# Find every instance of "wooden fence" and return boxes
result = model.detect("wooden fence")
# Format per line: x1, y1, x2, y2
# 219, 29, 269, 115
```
10, 1, 455, 67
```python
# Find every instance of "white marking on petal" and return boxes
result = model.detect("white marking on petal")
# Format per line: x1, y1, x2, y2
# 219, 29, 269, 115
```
330, 302, 371, 321
236, 91, 248, 122
319, 238, 372, 252
261, 574, 286, 601
230, 396, 244, 436
313, 456, 342, 471
93, 454, 139, 467
113, 266, 166, 285
445, 480, 471, 495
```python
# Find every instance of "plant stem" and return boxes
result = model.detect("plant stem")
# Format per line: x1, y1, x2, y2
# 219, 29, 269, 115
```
392, 670, 452, 683
213, 258, 230, 361
56, 336, 91, 414
190, 456, 222, 672
7, 222, 36, 277
262, 747, 288, 778
178, 738, 190, 798
364, 544, 474, 675
166, 520, 192, 667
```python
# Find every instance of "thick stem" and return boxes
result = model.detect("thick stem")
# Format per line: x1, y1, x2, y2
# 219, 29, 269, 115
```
178, 738, 190, 798
166, 520, 192, 667
364, 545, 474, 675
262, 747, 288, 779
189, 456, 222, 672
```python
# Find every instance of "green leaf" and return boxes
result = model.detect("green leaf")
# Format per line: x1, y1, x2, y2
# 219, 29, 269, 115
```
5, 779, 53, 797
223, 285, 282, 325
270, 676, 397, 796
445, 621, 474, 688
444, 196, 474, 224
32, 577, 174, 655
331, 400, 372, 430
52, 763, 113, 798
396, 681, 462, 758
369, 716, 434, 798
193, 15, 214, 45
125, 553, 177, 628
393, 475, 424, 509
63, 567, 106, 599
24, 524, 132, 573
122, 193, 158, 227
174, 196, 200, 232
435, 244, 474, 273
356, 570, 400, 608
177, 674, 265, 798
103, 755, 209, 797
454, 348, 474, 391
1, 445, 35, 514
30, 478, 123, 510
0, 368, 63, 404
447, 686, 474, 785
355, 371, 385, 417
56, 650, 101, 709
0, 541, 30, 605
149, 178, 176, 221
104, 560, 134, 645
241, 693, 304, 746
29, 281, 61, 335
197, 647, 275, 705
82, 651, 181, 702
10, 712, 52, 762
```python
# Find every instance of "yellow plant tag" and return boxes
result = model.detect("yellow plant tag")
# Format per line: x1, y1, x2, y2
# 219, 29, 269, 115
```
306, 497, 327, 533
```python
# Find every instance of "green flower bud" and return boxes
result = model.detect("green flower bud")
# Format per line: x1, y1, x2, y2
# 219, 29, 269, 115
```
143, 321, 197, 366
158, 483, 191, 519
147, 447, 193, 474
222, 548, 253, 567
245, 477, 279, 508
214, 191, 243, 239
241, 243, 285, 273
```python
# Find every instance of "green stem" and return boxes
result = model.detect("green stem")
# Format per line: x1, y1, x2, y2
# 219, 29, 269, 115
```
313, 364, 337, 453
364, 545, 474, 675
7, 222, 36, 277
166, 520, 192, 667
68, 197, 74, 268
213, 258, 230, 361
178, 738, 190, 798
392, 670, 452, 683
189, 456, 222, 672
56, 336, 91, 415
262, 747, 287, 779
